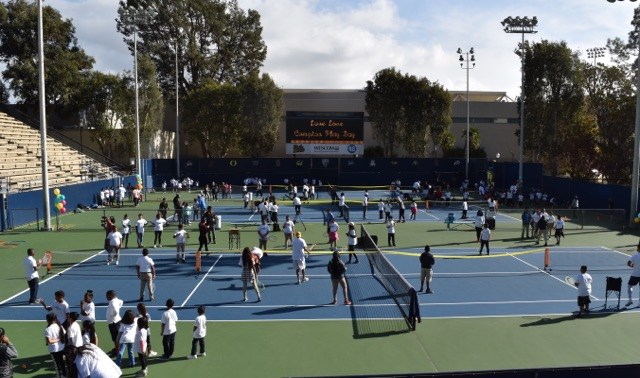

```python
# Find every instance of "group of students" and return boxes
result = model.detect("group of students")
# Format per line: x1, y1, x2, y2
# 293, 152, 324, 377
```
38, 287, 207, 378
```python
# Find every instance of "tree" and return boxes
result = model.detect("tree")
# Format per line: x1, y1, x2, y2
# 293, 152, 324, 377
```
0, 0, 94, 105
116, 0, 267, 99
522, 40, 588, 176
181, 81, 242, 158
236, 73, 284, 157
0, 81, 8, 103
365, 68, 452, 157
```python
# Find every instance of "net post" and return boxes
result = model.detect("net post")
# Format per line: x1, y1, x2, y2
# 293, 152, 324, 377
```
45, 251, 53, 274
543, 247, 550, 271
195, 250, 202, 273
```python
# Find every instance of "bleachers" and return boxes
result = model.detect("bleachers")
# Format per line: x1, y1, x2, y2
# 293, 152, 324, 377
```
0, 112, 117, 192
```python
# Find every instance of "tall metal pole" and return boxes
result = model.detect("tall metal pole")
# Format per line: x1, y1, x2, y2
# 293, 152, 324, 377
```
518, 32, 525, 187
133, 30, 142, 178
502, 16, 537, 189
630, 36, 640, 226
458, 48, 475, 181
37, 0, 51, 231
175, 42, 180, 179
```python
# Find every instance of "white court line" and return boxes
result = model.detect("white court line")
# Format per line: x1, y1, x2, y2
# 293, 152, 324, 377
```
419, 209, 440, 220
181, 254, 222, 307
0, 250, 106, 306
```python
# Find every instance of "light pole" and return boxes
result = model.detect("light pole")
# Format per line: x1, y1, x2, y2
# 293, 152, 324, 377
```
37, 0, 51, 230
175, 41, 180, 180
586, 47, 606, 66
121, 7, 156, 179
502, 16, 538, 189
457, 47, 475, 181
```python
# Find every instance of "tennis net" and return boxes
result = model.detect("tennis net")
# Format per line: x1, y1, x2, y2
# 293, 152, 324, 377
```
359, 225, 420, 331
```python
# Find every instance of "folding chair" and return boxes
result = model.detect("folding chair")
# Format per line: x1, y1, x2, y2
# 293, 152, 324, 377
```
604, 276, 622, 310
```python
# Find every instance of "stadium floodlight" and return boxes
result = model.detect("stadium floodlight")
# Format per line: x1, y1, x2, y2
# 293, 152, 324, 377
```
457, 48, 476, 181
586, 47, 606, 65
502, 16, 538, 190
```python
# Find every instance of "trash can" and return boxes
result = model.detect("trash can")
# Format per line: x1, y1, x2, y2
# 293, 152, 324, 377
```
215, 215, 222, 230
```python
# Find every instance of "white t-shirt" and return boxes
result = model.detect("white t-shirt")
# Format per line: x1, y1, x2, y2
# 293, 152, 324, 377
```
283, 220, 294, 234
328, 222, 339, 233
67, 321, 84, 347
133, 328, 148, 354
292, 237, 307, 261
258, 224, 270, 240
347, 229, 357, 246
45, 323, 65, 353
122, 218, 131, 234
193, 314, 207, 338
293, 197, 301, 206
106, 297, 123, 324
161, 308, 178, 335
630, 253, 640, 277
474, 215, 485, 228
50, 300, 70, 324
480, 228, 491, 241
174, 229, 188, 244
576, 272, 592, 297
80, 301, 95, 322
75, 344, 122, 378
108, 231, 123, 247
118, 322, 137, 344
386, 220, 395, 234
136, 255, 155, 274
25, 255, 38, 281
136, 218, 147, 233
153, 218, 167, 232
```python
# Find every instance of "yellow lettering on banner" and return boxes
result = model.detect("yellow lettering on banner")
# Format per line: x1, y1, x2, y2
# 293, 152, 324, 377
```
324, 130, 340, 139
310, 120, 326, 127
328, 120, 344, 127
342, 130, 355, 139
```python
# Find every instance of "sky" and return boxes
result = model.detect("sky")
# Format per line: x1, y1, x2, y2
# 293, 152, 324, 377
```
42, 0, 640, 99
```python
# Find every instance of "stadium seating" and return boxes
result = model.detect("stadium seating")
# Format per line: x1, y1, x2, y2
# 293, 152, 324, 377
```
0, 112, 116, 192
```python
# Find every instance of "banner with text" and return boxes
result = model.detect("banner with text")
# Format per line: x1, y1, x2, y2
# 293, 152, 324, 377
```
285, 111, 364, 155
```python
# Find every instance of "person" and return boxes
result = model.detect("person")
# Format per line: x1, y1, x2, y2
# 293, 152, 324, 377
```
535, 210, 549, 246
240, 247, 262, 302
74, 343, 122, 378
386, 215, 396, 247
135, 213, 147, 248
152, 212, 167, 248
338, 193, 346, 218
378, 199, 384, 220
554, 216, 565, 245
397, 197, 406, 222
410, 201, 418, 221
346, 222, 359, 264
122, 214, 131, 249
257, 220, 270, 251
384, 201, 392, 222
173, 193, 183, 222
44, 312, 67, 378
292, 231, 311, 284
625, 242, 640, 307
158, 198, 169, 219
202, 206, 216, 244
173, 223, 189, 263
133, 316, 149, 377
79, 290, 95, 324
136, 303, 157, 357
160, 298, 178, 360
43, 290, 70, 328
271, 200, 280, 231
136, 248, 156, 302
24, 248, 42, 304
362, 190, 369, 219
107, 225, 123, 265
479, 223, 491, 255
65, 312, 83, 378
197, 218, 210, 252
282, 215, 295, 248
521, 208, 532, 239
419, 245, 435, 294
573, 265, 592, 317
0, 327, 18, 378
571, 195, 579, 218
327, 219, 339, 250
461, 200, 468, 219
327, 250, 351, 305
81, 320, 98, 346
115, 309, 136, 367
105, 290, 123, 356
474, 210, 485, 242
188, 306, 207, 360
293, 194, 302, 216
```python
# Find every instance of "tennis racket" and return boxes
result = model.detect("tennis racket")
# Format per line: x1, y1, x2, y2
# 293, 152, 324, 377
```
564, 276, 577, 286
306, 243, 316, 258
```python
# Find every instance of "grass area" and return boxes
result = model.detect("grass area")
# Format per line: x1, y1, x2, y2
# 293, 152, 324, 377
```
1, 193, 640, 377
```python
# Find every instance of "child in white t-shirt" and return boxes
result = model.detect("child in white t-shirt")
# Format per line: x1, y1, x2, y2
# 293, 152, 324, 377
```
188, 306, 207, 359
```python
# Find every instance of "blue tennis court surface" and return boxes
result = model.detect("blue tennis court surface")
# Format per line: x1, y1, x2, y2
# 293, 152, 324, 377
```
2, 243, 637, 322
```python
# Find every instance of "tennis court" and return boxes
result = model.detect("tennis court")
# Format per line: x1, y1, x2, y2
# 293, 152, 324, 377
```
1, 189, 640, 377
